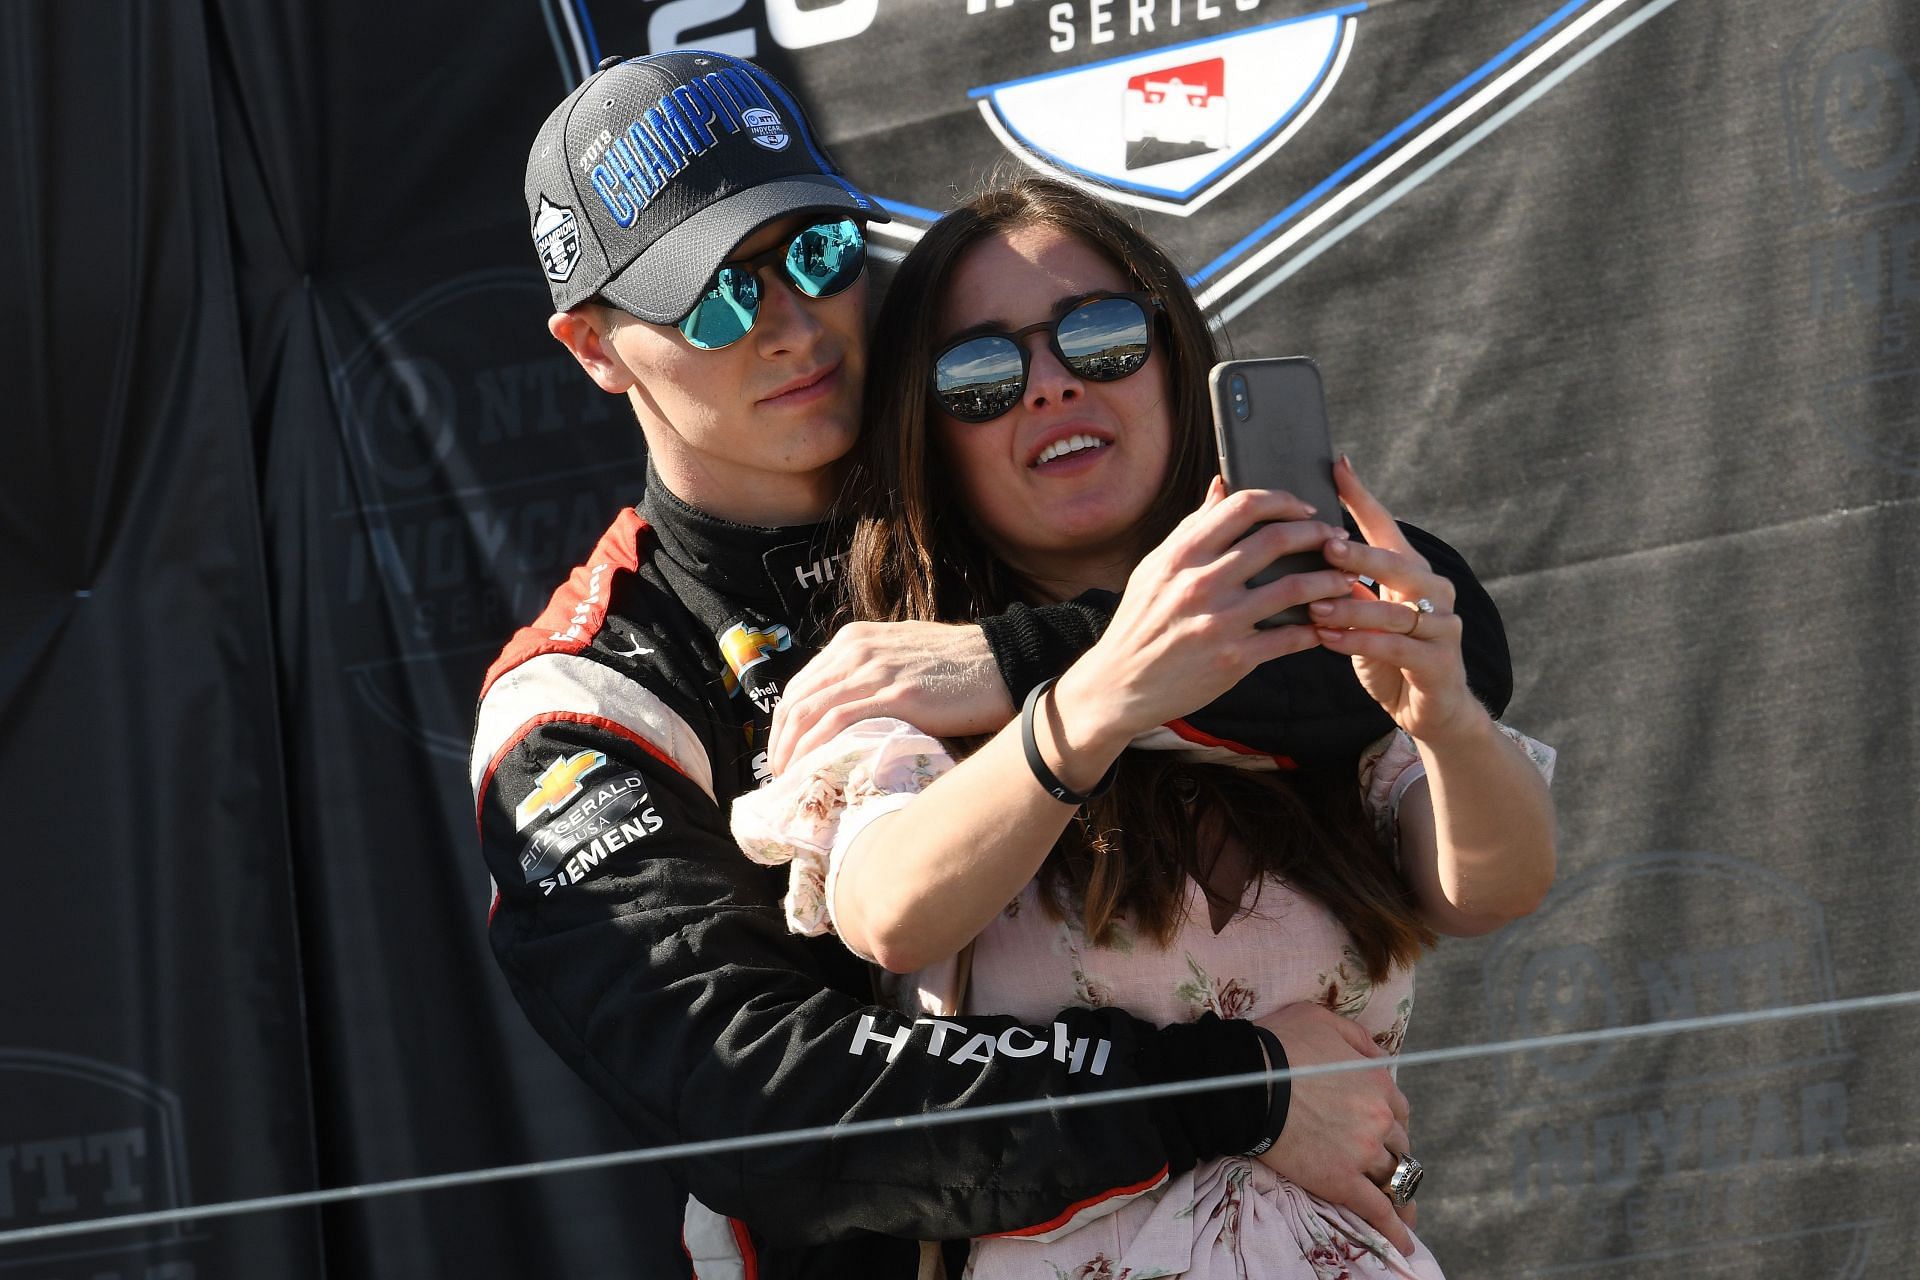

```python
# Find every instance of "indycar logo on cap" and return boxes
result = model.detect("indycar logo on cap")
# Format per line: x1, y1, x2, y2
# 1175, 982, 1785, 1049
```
742, 107, 791, 151
516, 748, 608, 830
533, 195, 582, 283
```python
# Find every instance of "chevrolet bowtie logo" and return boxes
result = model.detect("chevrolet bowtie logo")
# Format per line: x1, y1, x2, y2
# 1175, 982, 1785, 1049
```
515, 749, 608, 831
718, 621, 792, 694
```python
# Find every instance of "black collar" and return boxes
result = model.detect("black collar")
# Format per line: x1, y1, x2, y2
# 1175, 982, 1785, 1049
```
638, 466, 842, 639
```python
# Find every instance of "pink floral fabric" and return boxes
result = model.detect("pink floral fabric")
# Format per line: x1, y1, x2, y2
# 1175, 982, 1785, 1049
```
734, 718, 953, 952
733, 716, 1555, 1279
967, 1160, 1442, 1280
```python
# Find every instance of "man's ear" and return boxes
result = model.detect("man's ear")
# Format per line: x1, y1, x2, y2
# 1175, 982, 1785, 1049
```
549, 306, 637, 395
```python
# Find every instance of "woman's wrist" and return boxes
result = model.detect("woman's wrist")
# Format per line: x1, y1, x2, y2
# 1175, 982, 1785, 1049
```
1040, 666, 1132, 794
1021, 680, 1117, 805
1407, 694, 1498, 757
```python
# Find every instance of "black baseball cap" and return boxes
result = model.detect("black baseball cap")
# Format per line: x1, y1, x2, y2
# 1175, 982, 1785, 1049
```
524, 51, 887, 325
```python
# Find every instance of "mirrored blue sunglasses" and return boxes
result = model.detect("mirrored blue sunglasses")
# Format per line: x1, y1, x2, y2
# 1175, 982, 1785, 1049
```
676, 218, 867, 351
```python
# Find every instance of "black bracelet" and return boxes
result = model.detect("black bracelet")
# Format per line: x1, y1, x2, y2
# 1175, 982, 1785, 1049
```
1241, 1024, 1291, 1158
1020, 678, 1117, 806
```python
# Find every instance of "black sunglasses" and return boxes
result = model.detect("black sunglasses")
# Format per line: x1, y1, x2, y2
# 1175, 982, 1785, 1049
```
676, 219, 867, 350
931, 291, 1163, 423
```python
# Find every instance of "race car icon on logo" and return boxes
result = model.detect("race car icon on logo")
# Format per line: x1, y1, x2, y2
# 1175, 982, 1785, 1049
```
1124, 59, 1228, 152
532, 195, 581, 283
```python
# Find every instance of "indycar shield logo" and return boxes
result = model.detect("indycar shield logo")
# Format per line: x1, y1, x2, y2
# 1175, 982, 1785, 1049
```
972, 7, 1357, 215
742, 106, 792, 151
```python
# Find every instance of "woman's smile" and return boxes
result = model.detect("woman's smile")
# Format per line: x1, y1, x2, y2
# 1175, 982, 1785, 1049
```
1028, 427, 1114, 471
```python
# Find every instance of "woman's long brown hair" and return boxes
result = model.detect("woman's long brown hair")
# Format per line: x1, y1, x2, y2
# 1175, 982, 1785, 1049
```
840, 176, 1433, 981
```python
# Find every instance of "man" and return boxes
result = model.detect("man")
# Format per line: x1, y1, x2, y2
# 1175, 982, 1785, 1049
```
479, 50, 1499, 1277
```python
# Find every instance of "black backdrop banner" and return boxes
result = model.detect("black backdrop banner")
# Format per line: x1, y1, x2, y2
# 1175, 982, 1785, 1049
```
3, 1, 1916, 1277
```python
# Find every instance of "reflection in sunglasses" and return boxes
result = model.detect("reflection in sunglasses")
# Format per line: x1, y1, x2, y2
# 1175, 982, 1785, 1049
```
678, 219, 867, 351
933, 293, 1160, 422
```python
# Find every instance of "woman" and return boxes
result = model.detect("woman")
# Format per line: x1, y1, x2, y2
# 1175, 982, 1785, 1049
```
734, 177, 1556, 1278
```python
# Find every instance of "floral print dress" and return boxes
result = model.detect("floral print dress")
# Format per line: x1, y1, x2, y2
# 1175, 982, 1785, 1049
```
733, 717, 1555, 1280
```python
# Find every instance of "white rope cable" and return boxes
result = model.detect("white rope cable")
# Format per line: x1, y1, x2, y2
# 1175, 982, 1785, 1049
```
552, 0, 592, 81
2, 988, 1913, 1249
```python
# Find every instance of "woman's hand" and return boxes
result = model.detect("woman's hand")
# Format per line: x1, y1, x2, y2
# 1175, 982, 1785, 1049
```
1308, 458, 1481, 744
1314, 458, 1557, 930
1048, 479, 1356, 773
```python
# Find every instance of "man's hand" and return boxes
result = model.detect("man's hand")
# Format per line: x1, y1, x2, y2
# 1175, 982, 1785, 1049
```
767, 621, 1014, 775
1254, 1003, 1416, 1255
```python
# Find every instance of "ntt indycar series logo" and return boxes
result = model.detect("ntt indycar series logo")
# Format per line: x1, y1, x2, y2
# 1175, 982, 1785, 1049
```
843, 0, 1679, 324
969, 9, 1357, 212
543, 1, 1679, 318
943, 0, 1687, 322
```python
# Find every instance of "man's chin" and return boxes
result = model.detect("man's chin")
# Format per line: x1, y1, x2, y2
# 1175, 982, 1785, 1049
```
792, 407, 863, 468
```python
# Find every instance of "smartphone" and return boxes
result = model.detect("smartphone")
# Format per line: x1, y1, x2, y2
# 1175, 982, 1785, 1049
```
1209, 356, 1341, 627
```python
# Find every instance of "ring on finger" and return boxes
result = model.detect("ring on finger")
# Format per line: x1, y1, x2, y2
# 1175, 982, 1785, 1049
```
1400, 596, 1434, 637
1385, 1152, 1423, 1206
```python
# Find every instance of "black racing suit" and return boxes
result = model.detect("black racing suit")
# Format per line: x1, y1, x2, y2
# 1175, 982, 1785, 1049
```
472, 476, 1510, 1278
